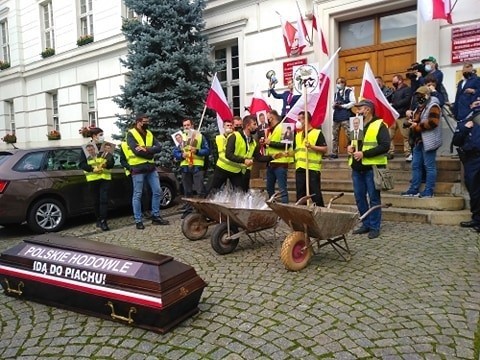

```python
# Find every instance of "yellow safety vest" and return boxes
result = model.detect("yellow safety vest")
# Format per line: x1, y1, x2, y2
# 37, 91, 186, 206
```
266, 124, 294, 163
180, 132, 205, 167
215, 134, 228, 167
294, 129, 323, 171
83, 156, 111, 181
217, 132, 256, 174
120, 141, 132, 176
127, 128, 155, 166
348, 119, 387, 166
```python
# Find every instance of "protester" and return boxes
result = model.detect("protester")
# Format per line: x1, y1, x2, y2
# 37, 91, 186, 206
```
389, 74, 412, 161
401, 86, 442, 198
173, 118, 210, 218
264, 109, 293, 203
78, 127, 114, 231
294, 111, 328, 207
207, 120, 234, 192
269, 79, 300, 117
126, 113, 169, 229
453, 63, 480, 121
347, 99, 390, 239
329, 77, 355, 159
452, 115, 480, 232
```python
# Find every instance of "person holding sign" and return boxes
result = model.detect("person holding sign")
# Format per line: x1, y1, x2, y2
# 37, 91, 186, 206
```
78, 127, 114, 231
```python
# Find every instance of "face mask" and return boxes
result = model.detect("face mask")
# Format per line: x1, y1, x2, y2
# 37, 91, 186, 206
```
224, 128, 233, 134
425, 64, 432, 72
463, 72, 472, 78
336, 84, 345, 90
392, 82, 399, 88
416, 96, 427, 105
250, 128, 257, 135
235, 126, 242, 132
141, 124, 149, 130
295, 121, 302, 130
97, 135, 104, 143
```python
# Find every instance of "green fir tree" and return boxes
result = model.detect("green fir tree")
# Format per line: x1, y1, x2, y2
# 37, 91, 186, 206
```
113, 0, 216, 170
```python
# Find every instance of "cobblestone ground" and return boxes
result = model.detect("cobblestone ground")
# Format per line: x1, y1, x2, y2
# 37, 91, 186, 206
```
0, 205, 480, 359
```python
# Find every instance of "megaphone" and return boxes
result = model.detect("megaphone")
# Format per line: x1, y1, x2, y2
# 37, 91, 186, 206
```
266, 70, 278, 97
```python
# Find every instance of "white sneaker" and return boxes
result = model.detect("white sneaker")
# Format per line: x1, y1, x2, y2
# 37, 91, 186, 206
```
405, 154, 412, 162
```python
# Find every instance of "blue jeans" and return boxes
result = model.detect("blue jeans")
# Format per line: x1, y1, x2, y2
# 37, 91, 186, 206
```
409, 143, 437, 195
266, 166, 288, 203
132, 171, 161, 223
352, 168, 382, 231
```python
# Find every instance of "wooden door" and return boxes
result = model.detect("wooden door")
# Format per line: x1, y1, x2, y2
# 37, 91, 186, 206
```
336, 41, 416, 153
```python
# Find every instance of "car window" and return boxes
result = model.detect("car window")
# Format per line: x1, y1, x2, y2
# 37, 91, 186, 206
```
0, 152, 13, 166
46, 148, 82, 171
13, 152, 47, 172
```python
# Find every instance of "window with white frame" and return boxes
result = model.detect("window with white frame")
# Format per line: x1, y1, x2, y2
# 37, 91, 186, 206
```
0, 19, 10, 64
42, 1, 55, 49
121, 2, 137, 19
52, 93, 59, 131
87, 85, 97, 127
79, 0, 94, 36
7, 101, 15, 133
214, 42, 240, 116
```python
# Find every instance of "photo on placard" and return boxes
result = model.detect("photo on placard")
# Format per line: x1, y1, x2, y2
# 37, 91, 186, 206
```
349, 116, 364, 138
82, 143, 98, 161
256, 110, 268, 138
172, 131, 184, 147
100, 142, 115, 157
280, 123, 294, 144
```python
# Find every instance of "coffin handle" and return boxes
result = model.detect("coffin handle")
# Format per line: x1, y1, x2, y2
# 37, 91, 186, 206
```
106, 301, 137, 324
4, 279, 24, 296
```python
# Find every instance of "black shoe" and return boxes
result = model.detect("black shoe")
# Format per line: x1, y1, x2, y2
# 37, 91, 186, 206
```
352, 226, 369, 235
387, 154, 394, 160
368, 229, 380, 239
99, 220, 110, 231
96, 221, 101, 228
152, 216, 169, 225
329, 154, 338, 159
474, 225, 480, 233
136, 222, 145, 230
460, 220, 479, 228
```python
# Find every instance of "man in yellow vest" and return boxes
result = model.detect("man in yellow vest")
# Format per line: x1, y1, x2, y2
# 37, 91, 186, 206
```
220, 115, 278, 191
347, 99, 390, 239
173, 118, 210, 218
207, 119, 234, 192
264, 109, 293, 203
294, 111, 328, 207
126, 113, 169, 229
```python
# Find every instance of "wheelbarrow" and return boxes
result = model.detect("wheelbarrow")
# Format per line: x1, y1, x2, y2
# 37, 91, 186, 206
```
181, 198, 228, 241
267, 193, 388, 271
207, 202, 279, 255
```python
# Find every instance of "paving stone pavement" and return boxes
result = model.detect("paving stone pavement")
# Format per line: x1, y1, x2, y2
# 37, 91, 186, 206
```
1, 205, 480, 359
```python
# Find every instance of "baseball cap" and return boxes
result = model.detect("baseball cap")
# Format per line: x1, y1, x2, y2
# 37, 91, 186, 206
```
415, 86, 431, 95
421, 56, 436, 64
354, 99, 375, 110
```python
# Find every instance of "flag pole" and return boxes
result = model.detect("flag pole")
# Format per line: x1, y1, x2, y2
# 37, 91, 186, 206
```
199, 73, 218, 131
303, 82, 310, 206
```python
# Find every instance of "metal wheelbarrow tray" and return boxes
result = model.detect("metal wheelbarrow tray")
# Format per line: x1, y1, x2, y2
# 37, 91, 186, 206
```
207, 203, 279, 255
267, 195, 385, 271
181, 198, 229, 241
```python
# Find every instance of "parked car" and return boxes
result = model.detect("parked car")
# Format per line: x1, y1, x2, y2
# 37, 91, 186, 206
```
0, 145, 178, 233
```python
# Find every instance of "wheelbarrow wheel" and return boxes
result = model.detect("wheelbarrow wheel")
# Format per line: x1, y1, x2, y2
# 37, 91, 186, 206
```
210, 223, 239, 255
181, 213, 208, 241
280, 231, 312, 271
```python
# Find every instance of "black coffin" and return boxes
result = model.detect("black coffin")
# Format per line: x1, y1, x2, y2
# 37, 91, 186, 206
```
0, 234, 207, 333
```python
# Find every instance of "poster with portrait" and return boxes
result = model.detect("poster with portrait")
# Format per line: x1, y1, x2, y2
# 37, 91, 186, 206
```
349, 115, 364, 150
280, 123, 294, 144
99, 142, 116, 157
256, 110, 268, 138
171, 131, 184, 147
82, 143, 98, 160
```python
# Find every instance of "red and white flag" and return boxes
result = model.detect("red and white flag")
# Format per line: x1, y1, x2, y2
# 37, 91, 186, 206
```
312, 13, 329, 56
418, 0, 452, 24
278, 13, 305, 57
359, 62, 399, 127
285, 48, 341, 128
249, 86, 271, 115
205, 73, 233, 132
295, 3, 309, 53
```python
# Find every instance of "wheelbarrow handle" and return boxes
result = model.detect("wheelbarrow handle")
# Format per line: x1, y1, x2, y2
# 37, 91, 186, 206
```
268, 191, 283, 203
326, 193, 344, 209
358, 203, 392, 221
295, 194, 316, 205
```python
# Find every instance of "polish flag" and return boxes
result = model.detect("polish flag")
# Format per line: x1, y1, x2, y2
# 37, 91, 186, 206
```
249, 86, 271, 115
285, 48, 341, 128
205, 73, 233, 132
312, 14, 329, 56
295, 4, 309, 54
278, 13, 304, 57
359, 62, 399, 127
418, 0, 452, 24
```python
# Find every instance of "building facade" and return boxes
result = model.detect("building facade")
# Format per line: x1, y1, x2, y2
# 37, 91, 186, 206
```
0, 0, 479, 151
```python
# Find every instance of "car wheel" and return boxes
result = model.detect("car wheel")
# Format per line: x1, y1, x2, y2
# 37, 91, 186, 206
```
160, 183, 174, 209
27, 198, 66, 233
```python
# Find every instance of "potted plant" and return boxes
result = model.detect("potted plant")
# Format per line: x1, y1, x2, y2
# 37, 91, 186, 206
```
41, 48, 55, 58
77, 34, 94, 46
47, 130, 61, 140
2, 133, 17, 144
0, 61, 11, 70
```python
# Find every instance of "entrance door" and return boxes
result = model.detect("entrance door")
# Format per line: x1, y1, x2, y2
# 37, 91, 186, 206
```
336, 41, 416, 153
